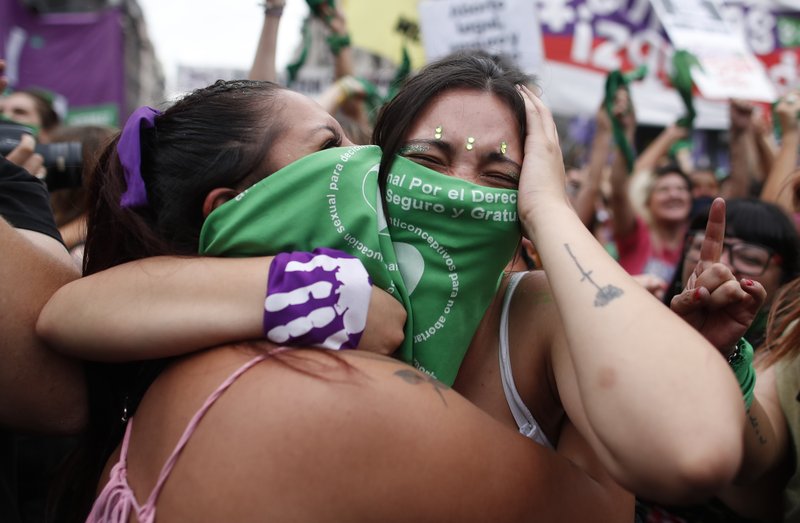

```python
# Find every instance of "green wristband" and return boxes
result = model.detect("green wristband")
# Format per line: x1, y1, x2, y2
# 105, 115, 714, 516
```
326, 33, 351, 56
729, 338, 756, 410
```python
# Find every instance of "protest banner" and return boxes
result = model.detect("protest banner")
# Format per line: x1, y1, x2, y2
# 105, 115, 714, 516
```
318, 0, 800, 128
533, 0, 797, 126
650, 0, 776, 102
418, 0, 544, 73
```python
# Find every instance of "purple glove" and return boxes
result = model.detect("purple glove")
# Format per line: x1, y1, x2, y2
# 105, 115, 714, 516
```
263, 248, 372, 350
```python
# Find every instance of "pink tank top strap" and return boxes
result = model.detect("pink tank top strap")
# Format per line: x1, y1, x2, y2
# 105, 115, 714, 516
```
140, 354, 270, 511
85, 418, 143, 522
119, 413, 135, 460
87, 351, 286, 523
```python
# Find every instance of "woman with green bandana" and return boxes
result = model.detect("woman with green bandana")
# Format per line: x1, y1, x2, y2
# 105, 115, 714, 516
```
41, 54, 752, 521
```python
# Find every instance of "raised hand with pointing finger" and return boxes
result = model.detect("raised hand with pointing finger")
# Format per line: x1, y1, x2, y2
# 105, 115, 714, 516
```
670, 198, 766, 356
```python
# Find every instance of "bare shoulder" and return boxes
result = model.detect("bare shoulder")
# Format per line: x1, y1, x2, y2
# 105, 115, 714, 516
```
505, 271, 564, 439
508, 270, 560, 344
127, 346, 503, 520
511, 270, 556, 310
119, 343, 633, 522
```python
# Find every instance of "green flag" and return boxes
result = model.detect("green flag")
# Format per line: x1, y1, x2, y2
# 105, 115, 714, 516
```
199, 146, 520, 384
604, 66, 647, 175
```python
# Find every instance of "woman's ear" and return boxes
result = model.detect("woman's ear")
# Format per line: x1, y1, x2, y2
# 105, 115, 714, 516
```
202, 187, 238, 218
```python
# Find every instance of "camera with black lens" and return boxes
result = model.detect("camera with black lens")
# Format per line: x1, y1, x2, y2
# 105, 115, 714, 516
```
0, 120, 82, 191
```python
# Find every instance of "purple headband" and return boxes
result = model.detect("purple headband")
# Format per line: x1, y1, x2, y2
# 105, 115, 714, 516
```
118, 106, 161, 208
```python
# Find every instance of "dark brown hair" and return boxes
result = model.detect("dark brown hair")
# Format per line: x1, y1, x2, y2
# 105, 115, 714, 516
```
83, 80, 285, 274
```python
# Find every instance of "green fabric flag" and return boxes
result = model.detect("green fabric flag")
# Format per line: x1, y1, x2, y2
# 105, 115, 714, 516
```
286, 17, 312, 83
604, 66, 646, 175
669, 50, 699, 157
199, 146, 521, 385
286, 0, 337, 82
356, 44, 412, 125
386, 44, 412, 100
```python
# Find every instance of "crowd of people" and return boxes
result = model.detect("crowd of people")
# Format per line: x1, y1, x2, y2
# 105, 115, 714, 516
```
2, 1, 800, 522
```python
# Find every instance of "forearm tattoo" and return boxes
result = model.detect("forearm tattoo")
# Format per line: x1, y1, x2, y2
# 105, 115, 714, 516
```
394, 369, 449, 406
564, 243, 623, 307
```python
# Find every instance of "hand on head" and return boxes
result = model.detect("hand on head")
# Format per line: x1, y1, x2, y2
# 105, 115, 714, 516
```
670, 198, 766, 355
516, 84, 568, 238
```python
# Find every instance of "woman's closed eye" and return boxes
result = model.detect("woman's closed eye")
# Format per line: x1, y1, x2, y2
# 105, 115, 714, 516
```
405, 154, 444, 167
321, 135, 342, 150
481, 171, 519, 189
400, 150, 447, 172
318, 124, 344, 150
399, 142, 448, 170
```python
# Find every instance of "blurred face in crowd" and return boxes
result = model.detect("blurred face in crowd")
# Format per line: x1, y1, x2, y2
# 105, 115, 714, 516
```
398, 89, 522, 190
647, 172, 691, 224
1, 92, 41, 128
689, 169, 719, 199
681, 231, 784, 304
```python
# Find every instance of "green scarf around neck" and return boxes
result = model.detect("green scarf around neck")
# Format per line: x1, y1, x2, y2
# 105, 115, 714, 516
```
199, 146, 521, 384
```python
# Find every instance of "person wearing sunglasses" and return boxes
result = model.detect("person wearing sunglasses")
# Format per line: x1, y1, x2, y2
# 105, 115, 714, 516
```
665, 198, 800, 346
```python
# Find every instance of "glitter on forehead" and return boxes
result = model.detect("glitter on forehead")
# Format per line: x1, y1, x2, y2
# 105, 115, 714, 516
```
465, 136, 475, 151
500, 142, 508, 155
434, 126, 443, 140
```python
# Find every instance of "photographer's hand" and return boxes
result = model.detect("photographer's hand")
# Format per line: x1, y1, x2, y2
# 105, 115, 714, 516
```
5, 134, 46, 179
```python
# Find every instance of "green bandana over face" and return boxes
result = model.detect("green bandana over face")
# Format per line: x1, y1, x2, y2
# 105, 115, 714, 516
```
199, 145, 520, 385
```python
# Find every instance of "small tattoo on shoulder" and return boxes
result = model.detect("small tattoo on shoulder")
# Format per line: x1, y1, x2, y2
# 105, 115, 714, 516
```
394, 369, 449, 405
747, 412, 769, 445
564, 243, 623, 307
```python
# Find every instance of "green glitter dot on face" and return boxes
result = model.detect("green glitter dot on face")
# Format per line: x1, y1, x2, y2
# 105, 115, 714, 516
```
500, 142, 508, 155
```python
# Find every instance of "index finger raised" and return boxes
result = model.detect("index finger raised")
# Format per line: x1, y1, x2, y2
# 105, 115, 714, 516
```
699, 197, 726, 264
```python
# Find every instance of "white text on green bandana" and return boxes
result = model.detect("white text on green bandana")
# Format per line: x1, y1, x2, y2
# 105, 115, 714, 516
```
199, 146, 520, 385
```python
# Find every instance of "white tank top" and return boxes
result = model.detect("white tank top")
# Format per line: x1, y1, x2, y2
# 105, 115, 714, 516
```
499, 272, 553, 448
